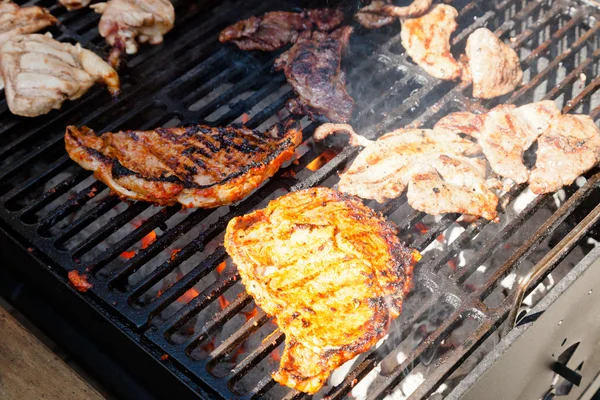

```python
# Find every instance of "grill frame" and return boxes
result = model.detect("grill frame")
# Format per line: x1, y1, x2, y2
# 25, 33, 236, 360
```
1, 0, 600, 399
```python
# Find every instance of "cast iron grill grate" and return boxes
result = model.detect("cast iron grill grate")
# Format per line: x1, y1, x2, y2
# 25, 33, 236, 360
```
1, 0, 600, 399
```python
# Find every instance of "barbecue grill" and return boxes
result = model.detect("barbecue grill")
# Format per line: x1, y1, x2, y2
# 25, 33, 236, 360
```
1, 0, 600, 399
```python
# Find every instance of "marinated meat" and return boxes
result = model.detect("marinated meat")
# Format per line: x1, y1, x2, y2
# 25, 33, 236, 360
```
436, 101, 561, 183
314, 124, 498, 219
0, 34, 120, 117
400, 4, 462, 80
0, 2, 56, 45
530, 114, 600, 194
464, 28, 522, 98
407, 154, 498, 221
224, 187, 419, 394
356, 0, 433, 29
65, 120, 302, 207
59, 0, 90, 10
274, 26, 354, 123
219, 9, 343, 51
91, 0, 175, 67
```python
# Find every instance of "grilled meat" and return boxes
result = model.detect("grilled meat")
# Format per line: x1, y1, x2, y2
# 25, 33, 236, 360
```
0, 33, 119, 117
59, 0, 90, 10
407, 154, 498, 221
0, 1, 56, 44
91, 0, 174, 67
356, 0, 432, 29
529, 114, 600, 194
274, 26, 354, 123
435, 101, 561, 183
315, 124, 498, 219
224, 187, 418, 394
401, 4, 462, 80
65, 121, 302, 207
464, 28, 522, 98
219, 9, 343, 52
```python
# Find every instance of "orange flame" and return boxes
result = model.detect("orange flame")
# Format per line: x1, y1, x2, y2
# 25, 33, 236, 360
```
120, 250, 137, 260
271, 348, 281, 362
216, 261, 226, 274
306, 150, 338, 171
415, 222, 428, 234
242, 307, 259, 322
218, 295, 230, 309
177, 287, 200, 303
170, 249, 181, 260
141, 230, 157, 249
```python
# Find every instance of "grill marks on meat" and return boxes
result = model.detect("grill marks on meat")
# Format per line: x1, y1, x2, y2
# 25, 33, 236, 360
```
401, 4, 462, 81
219, 9, 344, 51
529, 114, 600, 194
65, 120, 302, 207
224, 187, 418, 394
0, 33, 120, 117
315, 124, 498, 220
0, 2, 56, 47
274, 26, 354, 123
91, 0, 174, 67
356, 0, 432, 29
436, 101, 561, 184
464, 28, 522, 99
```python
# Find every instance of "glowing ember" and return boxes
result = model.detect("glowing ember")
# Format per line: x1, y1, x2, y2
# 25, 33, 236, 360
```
242, 306, 259, 322
447, 258, 458, 271
306, 150, 338, 171
415, 222, 429, 234
170, 249, 181, 260
120, 250, 136, 260
177, 287, 200, 303
218, 295, 230, 309
216, 261, 226, 274
141, 230, 157, 249
241, 113, 250, 124
202, 339, 216, 353
271, 348, 281, 362
68, 270, 93, 293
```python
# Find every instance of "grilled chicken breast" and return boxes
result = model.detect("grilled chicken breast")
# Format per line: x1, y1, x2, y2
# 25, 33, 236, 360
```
0, 33, 119, 117
59, 0, 90, 10
530, 114, 600, 194
224, 187, 418, 394
400, 4, 462, 81
91, 0, 174, 67
315, 123, 498, 220
274, 26, 354, 123
65, 121, 302, 207
219, 9, 343, 51
464, 28, 522, 99
435, 101, 561, 183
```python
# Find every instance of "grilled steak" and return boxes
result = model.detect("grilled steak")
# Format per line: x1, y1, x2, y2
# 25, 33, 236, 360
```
224, 187, 419, 394
0, 34, 119, 117
315, 124, 498, 220
356, 0, 432, 29
91, 0, 175, 67
219, 9, 344, 51
435, 101, 561, 183
530, 114, 600, 194
274, 26, 354, 123
65, 120, 302, 207
401, 4, 462, 80
464, 28, 522, 98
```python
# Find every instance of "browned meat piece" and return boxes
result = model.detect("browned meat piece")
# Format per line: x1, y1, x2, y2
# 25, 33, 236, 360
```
401, 4, 462, 80
530, 114, 600, 194
219, 9, 344, 51
91, 0, 175, 67
464, 28, 522, 98
274, 26, 354, 123
59, 0, 90, 10
314, 124, 498, 219
65, 121, 302, 207
1, 34, 120, 117
436, 101, 561, 183
356, 0, 433, 28
407, 154, 499, 221
0, 2, 56, 49
224, 187, 419, 393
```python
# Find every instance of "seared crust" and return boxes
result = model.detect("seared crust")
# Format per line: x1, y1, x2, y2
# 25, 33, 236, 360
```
65, 120, 302, 207
224, 187, 418, 393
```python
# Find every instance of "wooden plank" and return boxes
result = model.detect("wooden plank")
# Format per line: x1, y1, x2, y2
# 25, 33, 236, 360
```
0, 308, 105, 400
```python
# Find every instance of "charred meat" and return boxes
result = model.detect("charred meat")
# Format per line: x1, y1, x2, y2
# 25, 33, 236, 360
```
65, 121, 302, 208
356, 0, 432, 29
274, 26, 354, 123
401, 4, 462, 80
464, 28, 522, 99
0, 34, 119, 117
530, 114, 600, 194
224, 187, 419, 394
219, 8, 343, 51
91, 0, 174, 67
